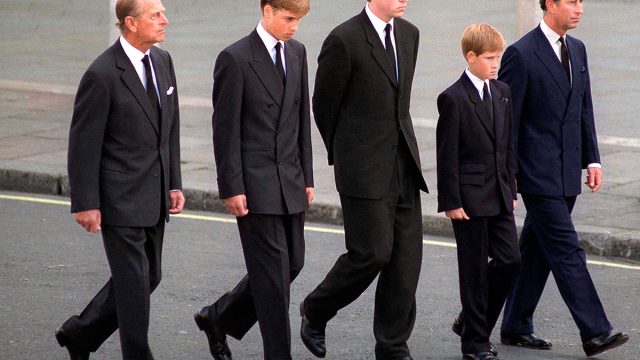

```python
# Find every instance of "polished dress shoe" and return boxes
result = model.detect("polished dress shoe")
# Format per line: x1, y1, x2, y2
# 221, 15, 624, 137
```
583, 331, 629, 357
463, 352, 497, 360
500, 332, 552, 350
300, 302, 326, 358
452, 315, 498, 356
55, 327, 90, 360
194, 307, 232, 360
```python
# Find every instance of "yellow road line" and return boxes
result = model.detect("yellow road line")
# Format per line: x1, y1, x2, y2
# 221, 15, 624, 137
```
2, 193, 639, 271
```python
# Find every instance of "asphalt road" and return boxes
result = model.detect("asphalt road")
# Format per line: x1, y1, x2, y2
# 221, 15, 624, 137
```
0, 191, 638, 360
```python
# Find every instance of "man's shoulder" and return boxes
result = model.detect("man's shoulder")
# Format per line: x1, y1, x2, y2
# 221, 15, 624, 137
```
395, 17, 419, 35
219, 32, 254, 59
329, 13, 364, 37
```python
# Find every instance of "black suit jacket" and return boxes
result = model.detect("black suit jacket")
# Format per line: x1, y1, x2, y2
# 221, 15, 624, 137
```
212, 30, 313, 215
313, 10, 428, 199
436, 73, 517, 217
68, 40, 182, 227
499, 26, 599, 197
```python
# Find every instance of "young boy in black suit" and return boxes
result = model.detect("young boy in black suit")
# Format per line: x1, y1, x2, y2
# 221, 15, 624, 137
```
436, 24, 521, 360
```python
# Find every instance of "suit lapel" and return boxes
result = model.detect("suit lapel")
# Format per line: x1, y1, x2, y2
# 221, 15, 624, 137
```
532, 26, 571, 97
461, 73, 494, 140
150, 49, 168, 138
114, 41, 160, 136
360, 11, 397, 88
278, 42, 300, 127
490, 81, 506, 143
395, 22, 414, 89
248, 30, 284, 105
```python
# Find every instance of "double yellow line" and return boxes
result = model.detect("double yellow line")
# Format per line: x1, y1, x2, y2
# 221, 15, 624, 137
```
1, 193, 639, 271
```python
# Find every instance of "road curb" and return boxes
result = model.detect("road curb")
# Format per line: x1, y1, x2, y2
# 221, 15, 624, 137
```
1, 168, 638, 261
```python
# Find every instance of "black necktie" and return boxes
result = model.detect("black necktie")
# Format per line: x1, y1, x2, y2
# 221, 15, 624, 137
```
483, 82, 494, 127
275, 42, 286, 85
384, 23, 397, 82
558, 36, 571, 81
142, 55, 161, 123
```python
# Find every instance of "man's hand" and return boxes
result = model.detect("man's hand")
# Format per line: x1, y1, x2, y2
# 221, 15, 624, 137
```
445, 207, 470, 221
306, 187, 314, 206
586, 167, 603, 192
169, 190, 185, 214
74, 209, 102, 233
224, 194, 249, 217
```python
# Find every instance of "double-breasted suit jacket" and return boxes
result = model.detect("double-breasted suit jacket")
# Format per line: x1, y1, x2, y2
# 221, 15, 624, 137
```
313, 10, 427, 198
213, 30, 313, 214
436, 74, 517, 217
68, 40, 182, 226
500, 26, 599, 197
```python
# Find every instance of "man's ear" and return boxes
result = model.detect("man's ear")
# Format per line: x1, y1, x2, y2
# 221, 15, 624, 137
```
125, 16, 137, 33
466, 51, 477, 64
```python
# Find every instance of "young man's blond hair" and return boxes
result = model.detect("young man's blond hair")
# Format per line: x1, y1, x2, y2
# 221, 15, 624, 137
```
461, 23, 506, 58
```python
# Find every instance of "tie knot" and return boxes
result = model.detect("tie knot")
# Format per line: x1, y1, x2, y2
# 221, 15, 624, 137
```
142, 54, 150, 66
275, 42, 282, 51
483, 82, 491, 99
558, 36, 565, 45
385, 23, 392, 34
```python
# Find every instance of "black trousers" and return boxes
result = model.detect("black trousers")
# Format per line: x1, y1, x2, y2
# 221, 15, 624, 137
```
452, 212, 520, 354
501, 195, 612, 341
304, 149, 423, 360
60, 219, 165, 360
208, 212, 305, 360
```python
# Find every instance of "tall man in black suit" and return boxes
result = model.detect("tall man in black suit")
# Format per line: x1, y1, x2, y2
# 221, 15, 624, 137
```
299, 1, 428, 359
498, 0, 628, 357
56, 0, 184, 359
193, 1, 313, 360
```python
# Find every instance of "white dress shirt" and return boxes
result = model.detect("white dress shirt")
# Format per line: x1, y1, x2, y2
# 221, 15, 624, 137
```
257, 21, 286, 75
119, 36, 160, 104
365, 3, 398, 75
465, 69, 491, 100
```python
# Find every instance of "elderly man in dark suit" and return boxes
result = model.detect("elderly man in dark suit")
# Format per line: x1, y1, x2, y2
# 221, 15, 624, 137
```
498, 0, 628, 357
192, 1, 313, 359
55, 0, 184, 359
299, 0, 428, 359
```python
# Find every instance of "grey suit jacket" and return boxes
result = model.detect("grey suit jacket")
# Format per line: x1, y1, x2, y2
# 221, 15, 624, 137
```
212, 30, 313, 215
68, 40, 182, 227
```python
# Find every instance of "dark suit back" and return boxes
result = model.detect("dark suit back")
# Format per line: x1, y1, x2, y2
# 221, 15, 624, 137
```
68, 41, 182, 227
212, 31, 313, 215
436, 74, 517, 217
499, 26, 599, 197
313, 11, 427, 199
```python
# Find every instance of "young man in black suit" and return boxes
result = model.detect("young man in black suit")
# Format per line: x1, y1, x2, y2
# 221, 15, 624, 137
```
56, 0, 184, 359
193, 1, 313, 359
436, 24, 521, 360
299, 0, 428, 359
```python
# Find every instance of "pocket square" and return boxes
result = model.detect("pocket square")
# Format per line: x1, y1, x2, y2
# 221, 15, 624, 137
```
166, 86, 174, 95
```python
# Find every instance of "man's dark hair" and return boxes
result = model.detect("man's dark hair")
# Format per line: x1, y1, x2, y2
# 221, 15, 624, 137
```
540, 0, 560, 11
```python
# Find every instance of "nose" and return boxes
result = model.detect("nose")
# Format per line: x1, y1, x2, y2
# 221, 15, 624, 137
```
291, 19, 299, 33
161, 12, 169, 25
575, 1, 584, 14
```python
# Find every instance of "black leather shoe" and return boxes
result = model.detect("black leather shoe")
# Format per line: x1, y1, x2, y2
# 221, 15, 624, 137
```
463, 352, 497, 360
194, 307, 232, 360
300, 302, 326, 358
583, 331, 629, 357
55, 327, 90, 360
500, 332, 552, 350
452, 314, 498, 356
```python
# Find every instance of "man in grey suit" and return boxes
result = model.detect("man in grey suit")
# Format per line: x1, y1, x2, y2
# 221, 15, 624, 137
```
56, 0, 184, 359
193, 1, 313, 360
299, 1, 428, 359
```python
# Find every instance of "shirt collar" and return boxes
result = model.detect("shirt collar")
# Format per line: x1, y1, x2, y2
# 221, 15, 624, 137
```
365, 3, 394, 36
465, 69, 490, 98
540, 19, 564, 44
257, 21, 283, 53
119, 35, 149, 63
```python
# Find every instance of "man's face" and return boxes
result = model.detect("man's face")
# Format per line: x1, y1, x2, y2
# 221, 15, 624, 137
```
549, 0, 584, 32
129, 0, 169, 48
467, 50, 502, 81
370, 0, 408, 22
262, 5, 304, 41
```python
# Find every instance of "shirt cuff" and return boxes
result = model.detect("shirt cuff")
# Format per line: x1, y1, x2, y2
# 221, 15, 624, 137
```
587, 163, 601, 169
170, 189, 182, 192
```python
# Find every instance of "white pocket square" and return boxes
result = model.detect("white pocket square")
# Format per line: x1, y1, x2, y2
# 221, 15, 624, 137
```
166, 86, 174, 95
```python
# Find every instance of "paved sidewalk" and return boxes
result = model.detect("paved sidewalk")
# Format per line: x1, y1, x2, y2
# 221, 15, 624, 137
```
1, 0, 639, 260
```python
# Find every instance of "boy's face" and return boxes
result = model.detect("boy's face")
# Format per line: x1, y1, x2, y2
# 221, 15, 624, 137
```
262, 5, 304, 41
467, 50, 502, 81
